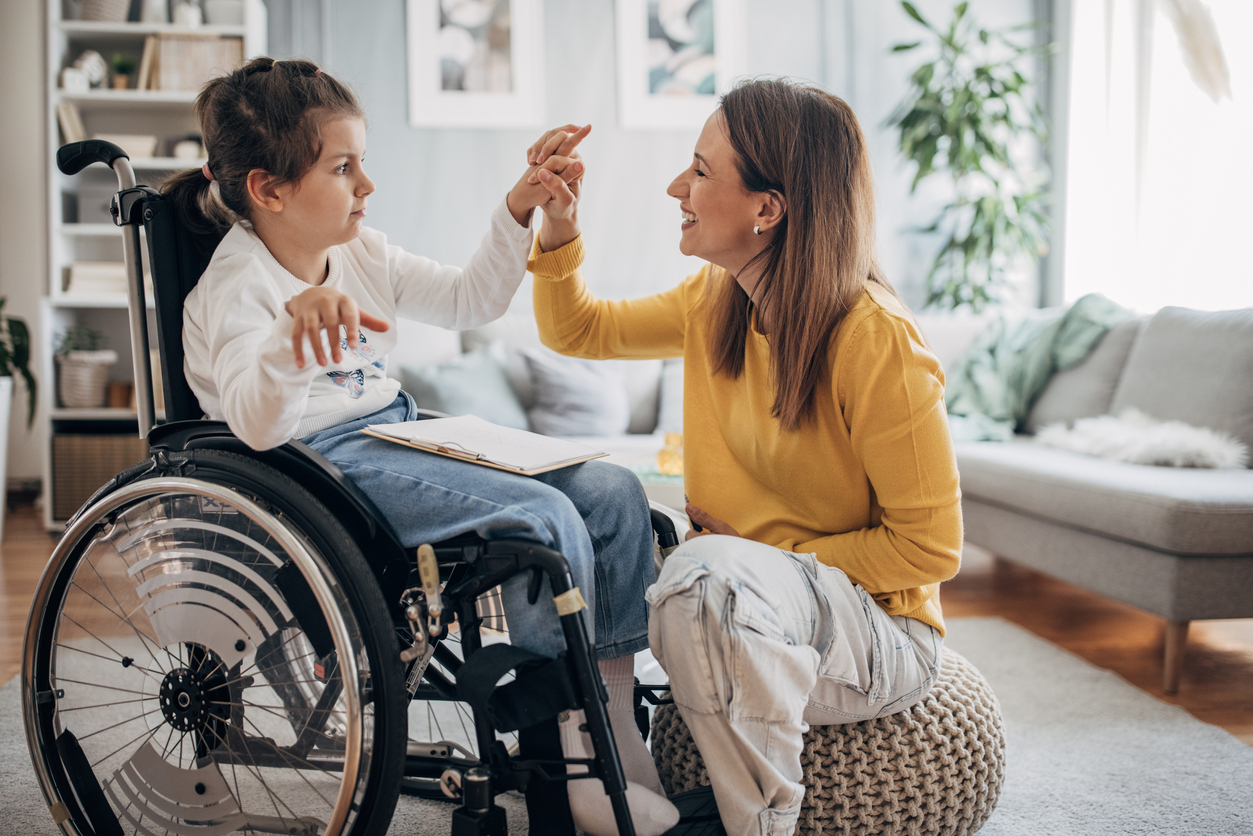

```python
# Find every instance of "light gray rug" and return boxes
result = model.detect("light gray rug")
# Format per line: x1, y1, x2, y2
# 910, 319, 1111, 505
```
2, 616, 1250, 835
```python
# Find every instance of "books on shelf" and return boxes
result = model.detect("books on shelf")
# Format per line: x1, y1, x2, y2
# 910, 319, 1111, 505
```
137, 33, 245, 91
362, 415, 608, 476
65, 257, 154, 296
56, 101, 87, 144
136, 35, 157, 91
65, 261, 127, 295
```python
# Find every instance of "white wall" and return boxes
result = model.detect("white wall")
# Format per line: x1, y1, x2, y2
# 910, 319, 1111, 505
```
0, 0, 1045, 486
0, 1, 47, 483
327, 0, 1039, 318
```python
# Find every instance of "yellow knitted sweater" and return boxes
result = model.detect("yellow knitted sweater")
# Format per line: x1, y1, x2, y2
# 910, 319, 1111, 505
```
529, 237, 963, 635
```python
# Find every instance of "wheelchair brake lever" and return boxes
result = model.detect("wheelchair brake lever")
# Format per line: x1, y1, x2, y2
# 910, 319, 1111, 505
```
417, 544, 443, 637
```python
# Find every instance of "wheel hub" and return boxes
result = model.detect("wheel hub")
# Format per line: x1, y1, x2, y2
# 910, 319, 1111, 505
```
159, 667, 212, 732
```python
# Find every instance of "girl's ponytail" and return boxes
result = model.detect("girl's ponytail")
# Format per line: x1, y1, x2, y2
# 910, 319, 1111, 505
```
161, 166, 237, 243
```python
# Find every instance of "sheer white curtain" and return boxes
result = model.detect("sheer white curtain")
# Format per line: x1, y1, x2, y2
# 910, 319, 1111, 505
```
1062, 0, 1252, 313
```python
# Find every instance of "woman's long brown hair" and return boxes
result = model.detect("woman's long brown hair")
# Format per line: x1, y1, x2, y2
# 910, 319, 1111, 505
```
709, 78, 899, 431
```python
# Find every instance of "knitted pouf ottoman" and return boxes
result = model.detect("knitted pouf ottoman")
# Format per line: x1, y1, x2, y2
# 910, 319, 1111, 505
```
650, 649, 1005, 836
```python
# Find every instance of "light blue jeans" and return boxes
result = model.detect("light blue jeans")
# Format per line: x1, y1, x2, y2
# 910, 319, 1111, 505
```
302, 393, 655, 660
647, 535, 943, 836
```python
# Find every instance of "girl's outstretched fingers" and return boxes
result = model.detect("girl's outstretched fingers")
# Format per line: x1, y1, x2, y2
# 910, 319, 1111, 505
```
531, 123, 592, 166
527, 123, 582, 165
358, 310, 391, 333
528, 156, 584, 185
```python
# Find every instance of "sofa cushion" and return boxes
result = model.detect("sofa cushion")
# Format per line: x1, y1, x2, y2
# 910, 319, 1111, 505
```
464, 313, 663, 434
1025, 318, 1144, 433
1109, 306, 1253, 456
519, 348, 632, 437
954, 439, 1253, 555
398, 349, 530, 430
655, 358, 685, 434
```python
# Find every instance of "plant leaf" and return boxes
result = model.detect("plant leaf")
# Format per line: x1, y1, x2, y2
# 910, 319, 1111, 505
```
892, 41, 922, 52
901, 1, 933, 30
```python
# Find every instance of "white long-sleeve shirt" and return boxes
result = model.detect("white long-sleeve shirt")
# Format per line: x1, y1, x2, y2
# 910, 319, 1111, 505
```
183, 198, 533, 450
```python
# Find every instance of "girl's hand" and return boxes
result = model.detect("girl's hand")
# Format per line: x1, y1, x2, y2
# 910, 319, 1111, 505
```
526, 123, 591, 169
506, 124, 591, 226
684, 504, 741, 541
284, 287, 390, 369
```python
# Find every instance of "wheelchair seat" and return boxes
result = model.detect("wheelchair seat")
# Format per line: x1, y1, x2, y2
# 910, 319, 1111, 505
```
22, 140, 671, 836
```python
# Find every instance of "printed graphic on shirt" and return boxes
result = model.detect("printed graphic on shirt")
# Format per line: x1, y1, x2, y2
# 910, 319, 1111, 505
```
326, 368, 365, 397
335, 328, 386, 374
339, 328, 377, 362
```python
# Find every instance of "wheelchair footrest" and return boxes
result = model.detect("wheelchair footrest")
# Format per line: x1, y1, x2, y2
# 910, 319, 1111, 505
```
660, 787, 726, 836
456, 645, 580, 732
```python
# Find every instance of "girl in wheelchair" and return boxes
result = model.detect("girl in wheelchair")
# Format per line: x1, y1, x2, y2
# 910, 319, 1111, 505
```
162, 57, 678, 836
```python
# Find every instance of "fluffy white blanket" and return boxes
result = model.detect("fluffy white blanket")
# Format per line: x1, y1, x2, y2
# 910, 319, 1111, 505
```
1035, 408, 1249, 468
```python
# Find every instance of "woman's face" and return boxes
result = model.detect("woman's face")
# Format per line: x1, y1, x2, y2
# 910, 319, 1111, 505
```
667, 111, 767, 275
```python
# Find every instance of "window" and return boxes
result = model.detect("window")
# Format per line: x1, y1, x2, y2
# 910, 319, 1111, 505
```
1062, 0, 1251, 313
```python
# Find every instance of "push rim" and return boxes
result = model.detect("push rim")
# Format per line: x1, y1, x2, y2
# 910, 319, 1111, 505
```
22, 477, 367, 836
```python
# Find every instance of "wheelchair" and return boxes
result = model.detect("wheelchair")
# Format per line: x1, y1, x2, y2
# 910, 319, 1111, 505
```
22, 140, 694, 836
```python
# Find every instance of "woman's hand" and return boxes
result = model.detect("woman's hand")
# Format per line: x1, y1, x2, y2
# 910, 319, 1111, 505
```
684, 504, 741, 541
506, 124, 591, 229
284, 287, 390, 369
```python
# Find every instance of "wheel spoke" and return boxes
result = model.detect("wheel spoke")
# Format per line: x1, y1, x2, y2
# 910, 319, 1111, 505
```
240, 712, 338, 812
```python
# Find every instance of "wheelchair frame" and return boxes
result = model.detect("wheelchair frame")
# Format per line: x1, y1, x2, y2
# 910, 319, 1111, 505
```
23, 140, 685, 836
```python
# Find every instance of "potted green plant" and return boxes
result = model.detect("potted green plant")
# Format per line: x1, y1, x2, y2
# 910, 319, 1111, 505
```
886, 1, 1051, 311
56, 325, 117, 409
1, 299, 37, 537
1, 299, 37, 427
111, 52, 136, 90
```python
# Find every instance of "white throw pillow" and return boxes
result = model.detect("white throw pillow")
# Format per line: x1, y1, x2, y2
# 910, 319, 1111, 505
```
1035, 408, 1249, 468
518, 347, 632, 437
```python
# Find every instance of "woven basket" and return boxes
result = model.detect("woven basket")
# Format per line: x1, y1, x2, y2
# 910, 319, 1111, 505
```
81, 0, 132, 21
57, 350, 118, 409
651, 649, 1005, 836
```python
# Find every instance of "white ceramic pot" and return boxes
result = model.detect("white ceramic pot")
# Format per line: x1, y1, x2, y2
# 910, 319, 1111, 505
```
0, 376, 11, 542
204, 0, 245, 25
81, 0, 131, 22
57, 350, 118, 409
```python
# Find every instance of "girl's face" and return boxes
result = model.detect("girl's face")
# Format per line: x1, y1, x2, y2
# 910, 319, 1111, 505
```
276, 116, 374, 249
667, 111, 765, 275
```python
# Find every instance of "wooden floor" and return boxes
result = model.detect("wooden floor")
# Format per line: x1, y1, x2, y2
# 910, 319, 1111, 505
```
3, 502, 1251, 745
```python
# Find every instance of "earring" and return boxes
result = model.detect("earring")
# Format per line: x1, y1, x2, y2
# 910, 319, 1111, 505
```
753, 225, 761, 235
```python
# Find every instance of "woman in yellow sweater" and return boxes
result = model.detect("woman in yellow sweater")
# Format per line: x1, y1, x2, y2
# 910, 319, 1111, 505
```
526, 78, 963, 836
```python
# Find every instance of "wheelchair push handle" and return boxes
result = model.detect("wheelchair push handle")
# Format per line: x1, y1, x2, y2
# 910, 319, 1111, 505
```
56, 141, 150, 438
56, 139, 131, 177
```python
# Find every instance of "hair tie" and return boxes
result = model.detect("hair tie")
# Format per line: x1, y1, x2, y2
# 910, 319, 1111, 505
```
202, 162, 215, 181
271, 59, 278, 69
314, 68, 322, 76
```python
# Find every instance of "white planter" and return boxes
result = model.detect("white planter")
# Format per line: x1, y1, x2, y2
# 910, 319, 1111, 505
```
57, 350, 118, 409
0, 376, 10, 542
81, 0, 131, 22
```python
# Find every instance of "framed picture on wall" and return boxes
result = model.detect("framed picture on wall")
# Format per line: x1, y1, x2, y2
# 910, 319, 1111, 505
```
407, 0, 544, 128
615, 0, 747, 130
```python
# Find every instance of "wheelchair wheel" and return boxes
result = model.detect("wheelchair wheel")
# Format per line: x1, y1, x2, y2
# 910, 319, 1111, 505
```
23, 450, 406, 836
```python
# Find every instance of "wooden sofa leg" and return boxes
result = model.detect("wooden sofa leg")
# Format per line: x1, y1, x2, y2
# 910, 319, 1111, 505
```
1163, 620, 1190, 695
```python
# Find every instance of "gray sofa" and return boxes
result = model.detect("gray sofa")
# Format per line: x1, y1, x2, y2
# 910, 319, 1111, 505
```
926, 306, 1253, 693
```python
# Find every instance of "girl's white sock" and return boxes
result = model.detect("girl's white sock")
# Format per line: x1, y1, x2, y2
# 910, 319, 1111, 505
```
558, 656, 679, 836
598, 654, 664, 793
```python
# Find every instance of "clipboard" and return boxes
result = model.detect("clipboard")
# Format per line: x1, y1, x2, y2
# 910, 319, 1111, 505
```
361, 414, 607, 476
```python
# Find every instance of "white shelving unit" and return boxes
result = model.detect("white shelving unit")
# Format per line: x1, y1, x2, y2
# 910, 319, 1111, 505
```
42, 1, 266, 529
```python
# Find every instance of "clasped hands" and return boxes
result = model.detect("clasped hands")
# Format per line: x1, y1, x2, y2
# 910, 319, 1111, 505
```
285, 124, 591, 369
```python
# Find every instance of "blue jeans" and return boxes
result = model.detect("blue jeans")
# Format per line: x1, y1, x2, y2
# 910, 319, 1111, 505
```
302, 393, 655, 660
